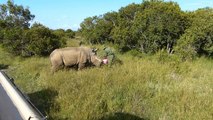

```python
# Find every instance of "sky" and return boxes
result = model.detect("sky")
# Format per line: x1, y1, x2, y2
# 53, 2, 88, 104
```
0, 0, 213, 31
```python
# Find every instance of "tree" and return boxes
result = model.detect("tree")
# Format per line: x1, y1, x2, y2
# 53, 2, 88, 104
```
3, 22, 65, 56
0, 0, 34, 55
176, 8, 213, 59
65, 29, 75, 38
25, 23, 65, 56
131, 1, 189, 53
0, 0, 34, 29
80, 11, 119, 45
3, 28, 26, 55
111, 3, 141, 51
79, 1, 189, 54
80, 16, 97, 44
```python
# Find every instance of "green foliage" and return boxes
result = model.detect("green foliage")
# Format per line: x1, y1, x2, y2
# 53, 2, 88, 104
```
0, 0, 35, 29
79, 0, 213, 60
176, 8, 213, 59
65, 29, 75, 38
53, 29, 75, 42
25, 23, 65, 56
80, 1, 189, 54
125, 49, 145, 58
0, 0, 33, 56
111, 3, 141, 50
133, 1, 188, 53
53, 29, 66, 38
2, 23, 65, 56
80, 15, 114, 44
0, 45, 13, 69
0, 1, 67, 57
0, 28, 5, 43
1, 1, 213, 119
2, 28, 27, 56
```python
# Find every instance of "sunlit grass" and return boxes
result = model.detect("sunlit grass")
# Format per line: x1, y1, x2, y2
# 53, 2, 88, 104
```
1, 46, 212, 120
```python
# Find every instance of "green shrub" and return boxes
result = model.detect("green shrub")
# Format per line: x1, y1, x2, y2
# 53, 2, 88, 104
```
175, 8, 213, 59
0, 29, 4, 43
155, 49, 181, 63
2, 28, 27, 56
25, 24, 65, 56
65, 29, 75, 38
2, 24, 65, 57
126, 49, 144, 58
175, 44, 197, 61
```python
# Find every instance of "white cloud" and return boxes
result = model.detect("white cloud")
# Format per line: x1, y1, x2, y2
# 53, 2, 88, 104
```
71, 24, 80, 31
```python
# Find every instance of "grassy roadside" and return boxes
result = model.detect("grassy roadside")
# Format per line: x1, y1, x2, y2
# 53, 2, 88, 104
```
0, 44, 212, 120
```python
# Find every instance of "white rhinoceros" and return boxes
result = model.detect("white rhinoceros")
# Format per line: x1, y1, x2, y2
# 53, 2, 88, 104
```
50, 47, 102, 72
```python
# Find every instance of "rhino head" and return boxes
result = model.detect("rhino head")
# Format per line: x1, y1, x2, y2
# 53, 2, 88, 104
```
90, 49, 102, 67
91, 55, 102, 67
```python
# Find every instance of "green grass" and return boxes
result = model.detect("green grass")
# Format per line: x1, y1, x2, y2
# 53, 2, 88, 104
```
0, 45, 212, 120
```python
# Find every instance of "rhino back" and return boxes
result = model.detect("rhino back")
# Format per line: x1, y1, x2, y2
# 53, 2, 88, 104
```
60, 47, 92, 66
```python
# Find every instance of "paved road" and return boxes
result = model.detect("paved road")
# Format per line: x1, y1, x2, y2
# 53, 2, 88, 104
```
0, 83, 22, 120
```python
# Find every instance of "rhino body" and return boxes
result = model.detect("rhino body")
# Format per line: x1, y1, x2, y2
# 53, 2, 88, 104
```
50, 47, 102, 72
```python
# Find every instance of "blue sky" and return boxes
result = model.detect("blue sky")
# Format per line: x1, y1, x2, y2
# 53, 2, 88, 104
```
0, 0, 213, 30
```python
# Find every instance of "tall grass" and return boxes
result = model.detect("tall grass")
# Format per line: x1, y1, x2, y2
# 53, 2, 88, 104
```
0, 45, 212, 120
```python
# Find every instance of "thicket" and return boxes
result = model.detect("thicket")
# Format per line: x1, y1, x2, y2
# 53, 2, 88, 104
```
80, 0, 213, 59
176, 8, 213, 59
1, 0, 213, 60
0, 0, 73, 57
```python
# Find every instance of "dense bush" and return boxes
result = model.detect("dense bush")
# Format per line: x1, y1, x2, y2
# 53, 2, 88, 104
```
0, 1, 66, 57
65, 29, 75, 38
80, 1, 189, 54
2, 24, 65, 56
53, 29, 75, 40
0, 0, 33, 56
0, 0, 35, 29
1, 0, 213, 60
80, 0, 213, 60
176, 8, 213, 59
2, 28, 27, 56
25, 23, 66, 56
0, 29, 4, 43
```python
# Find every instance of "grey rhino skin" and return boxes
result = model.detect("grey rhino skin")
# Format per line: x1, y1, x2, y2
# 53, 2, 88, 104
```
50, 47, 102, 72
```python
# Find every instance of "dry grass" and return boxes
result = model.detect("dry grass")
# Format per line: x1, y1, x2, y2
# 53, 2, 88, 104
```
1, 45, 212, 120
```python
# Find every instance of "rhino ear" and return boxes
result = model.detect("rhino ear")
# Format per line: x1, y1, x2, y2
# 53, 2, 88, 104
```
92, 48, 98, 52
94, 48, 98, 51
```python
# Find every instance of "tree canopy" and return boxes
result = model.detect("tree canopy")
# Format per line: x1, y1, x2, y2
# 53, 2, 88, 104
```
0, 0, 67, 56
80, 0, 190, 54
176, 8, 213, 59
0, 0, 34, 29
1, 0, 213, 59
80, 0, 213, 59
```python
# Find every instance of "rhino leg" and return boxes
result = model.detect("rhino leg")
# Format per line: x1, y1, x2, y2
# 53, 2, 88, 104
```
51, 59, 64, 72
51, 64, 62, 73
78, 63, 85, 70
